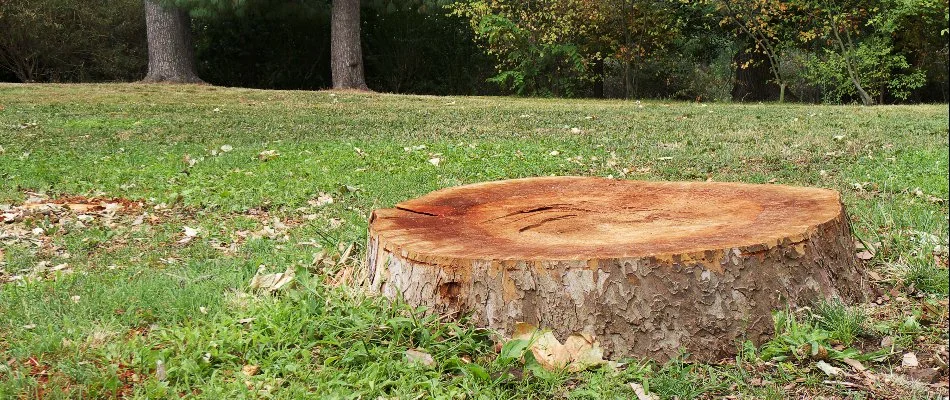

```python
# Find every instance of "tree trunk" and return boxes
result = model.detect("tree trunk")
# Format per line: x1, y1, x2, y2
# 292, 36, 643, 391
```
142, 0, 203, 84
331, 0, 369, 90
592, 58, 604, 98
731, 47, 778, 102
364, 177, 869, 362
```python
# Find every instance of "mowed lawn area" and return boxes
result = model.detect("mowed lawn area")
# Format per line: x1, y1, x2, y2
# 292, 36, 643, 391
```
0, 84, 947, 399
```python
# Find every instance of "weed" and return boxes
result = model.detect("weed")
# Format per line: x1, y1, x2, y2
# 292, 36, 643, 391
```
810, 298, 868, 346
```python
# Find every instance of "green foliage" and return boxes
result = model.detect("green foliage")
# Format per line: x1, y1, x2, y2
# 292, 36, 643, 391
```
905, 261, 950, 296
362, 1, 496, 95
452, 2, 596, 96
760, 309, 861, 362
803, 36, 926, 103
809, 298, 868, 346
192, 0, 332, 90
0, 0, 146, 82
647, 357, 718, 399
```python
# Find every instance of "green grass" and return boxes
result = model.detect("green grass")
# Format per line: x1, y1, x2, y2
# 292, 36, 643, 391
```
810, 298, 868, 347
0, 83, 947, 399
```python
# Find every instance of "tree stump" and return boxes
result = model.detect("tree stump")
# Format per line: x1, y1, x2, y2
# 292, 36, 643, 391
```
364, 177, 868, 361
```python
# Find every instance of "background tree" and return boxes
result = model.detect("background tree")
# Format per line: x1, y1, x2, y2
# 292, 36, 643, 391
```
716, 0, 799, 102
331, 0, 369, 90
2, 0, 946, 102
142, 0, 203, 83
796, 0, 928, 104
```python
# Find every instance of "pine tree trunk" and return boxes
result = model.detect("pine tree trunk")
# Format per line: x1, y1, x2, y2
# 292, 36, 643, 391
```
331, 0, 369, 90
142, 0, 203, 84
364, 177, 869, 362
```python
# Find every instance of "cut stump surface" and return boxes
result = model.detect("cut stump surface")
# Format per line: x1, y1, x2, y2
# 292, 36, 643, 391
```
365, 177, 867, 361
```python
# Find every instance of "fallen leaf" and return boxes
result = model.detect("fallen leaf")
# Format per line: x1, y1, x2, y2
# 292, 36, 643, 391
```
257, 150, 279, 161
856, 251, 874, 260
842, 358, 866, 372
405, 349, 436, 367
242, 364, 260, 376
428, 157, 441, 167
309, 193, 333, 207
64, 203, 101, 213
549, 150, 560, 156
155, 360, 167, 381
178, 226, 199, 244
220, 144, 233, 152
816, 360, 842, 376
562, 333, 607, 371
902, 352, 919, 368
248, 265, 295, 293
51, 263, 71, 273
570, 127, 582, 134
511, 323, 606, 372
629, 382, 658, 400
881, 336, 894, 348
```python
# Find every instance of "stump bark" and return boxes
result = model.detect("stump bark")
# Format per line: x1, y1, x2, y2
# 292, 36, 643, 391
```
364, 177, 868, 361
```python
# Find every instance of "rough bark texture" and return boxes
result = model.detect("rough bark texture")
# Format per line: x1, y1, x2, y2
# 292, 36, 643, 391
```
142, 0, 203, 84
330, 0, 369, 90
364, 177, 868, 362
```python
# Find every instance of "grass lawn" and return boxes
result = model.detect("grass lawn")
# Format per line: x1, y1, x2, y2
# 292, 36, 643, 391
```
0, 83, 947, 399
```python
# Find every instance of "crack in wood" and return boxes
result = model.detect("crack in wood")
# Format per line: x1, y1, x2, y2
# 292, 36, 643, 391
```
395, 205, 440, 217
518, 214, 579, 233
482, 204, 598, 224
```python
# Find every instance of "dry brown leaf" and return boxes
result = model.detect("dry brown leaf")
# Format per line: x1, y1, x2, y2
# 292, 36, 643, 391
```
842, 357, 866, 372
629, 382, 658, 400
242, 364, 260, 376
248, 265, 295, 293
816, 360, 843, 376
178, 226, 198, 244
902, 352, 919, 368
511, 323, 607, 372
309, 193, 334, 207
257, 150, 279, 161
405, 349, 436, 368
562, 333, 606, 371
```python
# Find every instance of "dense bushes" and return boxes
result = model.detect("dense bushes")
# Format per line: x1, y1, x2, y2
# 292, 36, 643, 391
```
1, 0, 946, 102
0, 0, 146, 82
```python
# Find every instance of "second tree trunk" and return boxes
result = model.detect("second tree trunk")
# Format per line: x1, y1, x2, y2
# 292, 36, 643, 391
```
331, 0, 369, 90
142, 0, 203, 84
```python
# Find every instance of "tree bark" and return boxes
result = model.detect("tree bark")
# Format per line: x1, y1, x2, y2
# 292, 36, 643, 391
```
732, 46, 778, 102
828, 11, 873, 105
364, 177, 869, 362
142, 0, 203, 84
331, 0, 369, 90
